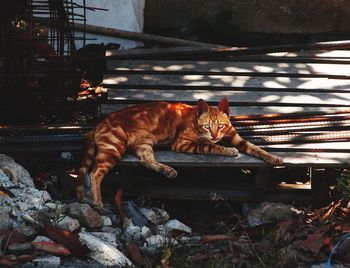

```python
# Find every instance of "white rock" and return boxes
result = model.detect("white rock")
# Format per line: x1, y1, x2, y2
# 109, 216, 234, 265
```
61, 152, 73, 160
124, 223, 141, 242
145, 234, 177, 248
17, 201, 33, 212
101, 215, 113, 226
88, 232, 117, 246
0, 154, 34, 187
79, 232, 133, 267
33, 236, 54, 243
45, 202, 65, 211
179, 236, 202, 243
31, 191, 51, 209
0, 169, 14, 187
56, 215, 80, 232
33, 255, 60, 267
157, 219, 192, 236
139, 207, 169, 224
140, 226, 152, 239
0, 208, 14, 229
100, 226, 122, 237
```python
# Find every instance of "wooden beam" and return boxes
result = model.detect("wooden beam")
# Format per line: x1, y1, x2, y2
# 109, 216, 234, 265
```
74, 23, 225, 48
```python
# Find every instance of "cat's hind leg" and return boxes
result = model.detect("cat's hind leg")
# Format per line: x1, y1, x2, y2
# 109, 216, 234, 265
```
90, 148, 122, 209
133, 144, 177, 178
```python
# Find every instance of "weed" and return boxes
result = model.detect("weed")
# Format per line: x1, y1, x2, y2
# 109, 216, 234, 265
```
336, 170, 350, 199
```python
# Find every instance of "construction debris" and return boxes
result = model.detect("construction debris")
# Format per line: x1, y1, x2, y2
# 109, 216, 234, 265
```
1, 154, 350, 267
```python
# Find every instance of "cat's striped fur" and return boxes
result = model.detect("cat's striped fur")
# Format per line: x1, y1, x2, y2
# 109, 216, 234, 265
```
76, 98, 283, 209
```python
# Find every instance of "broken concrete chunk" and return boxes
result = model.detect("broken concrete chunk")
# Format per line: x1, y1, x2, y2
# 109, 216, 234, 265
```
33, 236, 54, 243
0, 154, 34, 187
30, 191, 52, 209
145, 234, 178, 249
79, 232, 133, 267
179, 236, 202, 244
56, 215, 80, 232
0, 169, 14, 188
124, 222, 141, 242
157, 219, 192, 235
100, 226, 123, 237
33, 255, 61, 267
139, 207, 169, 225
140, 226, 152, 239
88, 232, 117, 247
124, 201, 148, 227
0, 207, 14, 229
244, 202, 303, 226
45, 202, 66, 212
142, 234, 178, 255
101, 215, 113, 226
68, 202, 102, 229
165, 219, 192, 234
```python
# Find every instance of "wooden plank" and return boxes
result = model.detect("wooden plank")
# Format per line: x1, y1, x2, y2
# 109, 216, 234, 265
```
103, 74, 350, 91
106, 89, 350, 107
101, 104, 348, 116
106, 49, 350, 60
107, 60, 350, 77
118, 151, 350, 167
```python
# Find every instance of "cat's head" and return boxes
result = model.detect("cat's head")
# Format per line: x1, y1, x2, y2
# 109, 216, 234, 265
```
196, 98, 231, 143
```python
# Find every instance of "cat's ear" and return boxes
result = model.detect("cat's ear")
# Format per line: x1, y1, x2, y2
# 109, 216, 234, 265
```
218, 97, 230, 116
197, 99, 209, 117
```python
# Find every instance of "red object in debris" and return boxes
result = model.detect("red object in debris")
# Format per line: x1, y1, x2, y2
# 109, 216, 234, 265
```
200, 234, 233, 244
300, 225, 332, 256
42, 221, 90, 257
80, 79, 92, 90
32, 241, 71, 256
115, 189, 127, 225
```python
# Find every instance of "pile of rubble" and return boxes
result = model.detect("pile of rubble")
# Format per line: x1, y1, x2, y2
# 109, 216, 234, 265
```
1, 154, 350, 267
0, 154, 195, 267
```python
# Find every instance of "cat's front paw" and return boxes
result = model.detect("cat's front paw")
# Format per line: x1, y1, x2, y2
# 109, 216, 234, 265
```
267, 155, 283, 166
223, 147, 239, 157
162, 165, 178, 179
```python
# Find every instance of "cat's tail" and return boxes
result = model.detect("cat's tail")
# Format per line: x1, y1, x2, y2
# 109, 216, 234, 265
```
76, 130, 96, 201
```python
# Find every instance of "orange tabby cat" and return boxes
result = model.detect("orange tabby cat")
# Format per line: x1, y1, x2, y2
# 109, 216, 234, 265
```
76, 98, 283, 209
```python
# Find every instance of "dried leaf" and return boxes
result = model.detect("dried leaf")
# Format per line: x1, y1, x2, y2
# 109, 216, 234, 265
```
299, 225, 332, 256
42, 221, 90, 257
80, 79, 92, 90
322, 201, 342, 222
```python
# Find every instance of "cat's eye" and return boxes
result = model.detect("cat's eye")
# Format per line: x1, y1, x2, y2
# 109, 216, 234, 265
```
203, 124, 210, 129
218, 124, 225, 129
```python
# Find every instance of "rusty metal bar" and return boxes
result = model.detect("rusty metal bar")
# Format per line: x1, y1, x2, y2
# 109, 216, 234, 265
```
249, 130, 350, 145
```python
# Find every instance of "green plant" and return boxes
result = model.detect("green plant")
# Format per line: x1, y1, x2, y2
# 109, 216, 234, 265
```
336, 170, 350, 199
